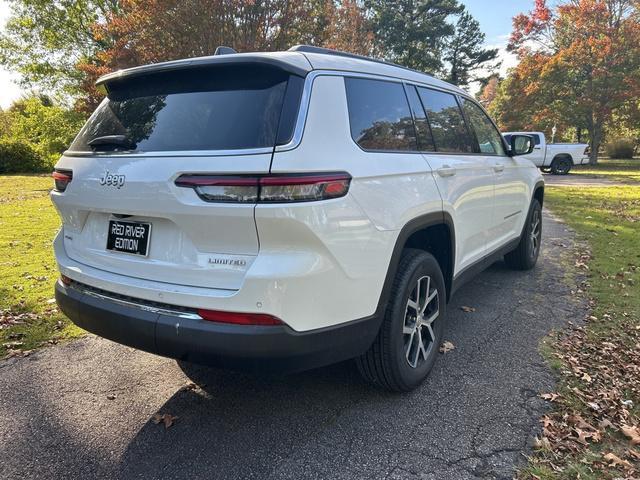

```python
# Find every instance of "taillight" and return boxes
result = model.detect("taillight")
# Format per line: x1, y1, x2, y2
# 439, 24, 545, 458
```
197, 309, 283, 326
52, 169, 73, 192
175, 172, 351, 203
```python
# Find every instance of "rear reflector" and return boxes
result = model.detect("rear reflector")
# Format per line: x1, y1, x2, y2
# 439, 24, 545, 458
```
197, 309, 283, 326
176, 172, 351, 203
52, 169, 73, 192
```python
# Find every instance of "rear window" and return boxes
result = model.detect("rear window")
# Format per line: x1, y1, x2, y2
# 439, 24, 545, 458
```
344, 77, 417, 152
417, 88, 475, 153
69, 65, 299, 153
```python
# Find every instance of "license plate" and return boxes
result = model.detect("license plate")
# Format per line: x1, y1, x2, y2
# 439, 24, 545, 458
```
106, 220, 151, 256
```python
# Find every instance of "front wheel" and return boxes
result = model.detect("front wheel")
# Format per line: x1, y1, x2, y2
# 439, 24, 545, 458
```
504, 199, 542, 270
356, 249, 446, 392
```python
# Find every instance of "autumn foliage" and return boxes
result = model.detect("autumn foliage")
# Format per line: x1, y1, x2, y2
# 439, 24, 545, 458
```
491, 0, 640, 163
77, 0, 373, 110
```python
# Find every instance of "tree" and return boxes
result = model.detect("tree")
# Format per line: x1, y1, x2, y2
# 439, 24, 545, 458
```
504, 0, 640, 163
477, 74, 500, 107
77, 0, 373, 111
4, 95, 84, 162
442, 10, 499, 87
0, 0, 119, 99
365, 0, 463, 74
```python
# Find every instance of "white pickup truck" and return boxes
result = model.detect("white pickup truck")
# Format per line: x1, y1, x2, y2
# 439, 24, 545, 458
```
503, 132, 589, 175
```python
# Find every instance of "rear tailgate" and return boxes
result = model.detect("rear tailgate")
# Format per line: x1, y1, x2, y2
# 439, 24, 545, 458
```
52, 61, 305, 290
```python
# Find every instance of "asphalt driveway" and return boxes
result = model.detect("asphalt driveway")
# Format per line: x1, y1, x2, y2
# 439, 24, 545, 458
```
0, 212, 586, 480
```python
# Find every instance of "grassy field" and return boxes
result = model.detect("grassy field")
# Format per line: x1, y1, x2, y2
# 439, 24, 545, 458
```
523, 183, 640, 478
0, 175, 82, 358
573, 158, 640, 183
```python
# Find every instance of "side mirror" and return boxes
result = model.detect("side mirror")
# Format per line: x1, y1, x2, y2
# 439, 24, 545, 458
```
508, 135, 534, 156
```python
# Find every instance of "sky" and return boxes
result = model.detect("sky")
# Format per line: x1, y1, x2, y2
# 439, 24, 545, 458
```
0, 0, 534, 108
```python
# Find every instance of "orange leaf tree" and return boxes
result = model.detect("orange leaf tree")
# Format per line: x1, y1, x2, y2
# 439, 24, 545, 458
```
76, 0, 373, 111
491, 0, 640, 163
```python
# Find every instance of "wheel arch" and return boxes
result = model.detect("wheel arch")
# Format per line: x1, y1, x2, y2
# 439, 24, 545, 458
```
552, 153, 573, 164
377, 213, 456, 309
533, 181, 544, 208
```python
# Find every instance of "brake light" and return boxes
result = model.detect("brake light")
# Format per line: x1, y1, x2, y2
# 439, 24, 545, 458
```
52, 169, 73, 192
175, 172, 351, 203
197, 309, 283, 326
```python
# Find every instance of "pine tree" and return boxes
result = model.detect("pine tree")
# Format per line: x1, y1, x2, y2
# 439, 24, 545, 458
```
443, 11, 499, 87
365, 0, 463, 74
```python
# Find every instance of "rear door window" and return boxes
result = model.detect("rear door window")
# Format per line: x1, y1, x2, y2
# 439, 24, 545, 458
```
417, 87, 475, 153
344, 77, 417, 152
460, 98, 506, 156
69, 65, 298, 153
405, 85, 435, 152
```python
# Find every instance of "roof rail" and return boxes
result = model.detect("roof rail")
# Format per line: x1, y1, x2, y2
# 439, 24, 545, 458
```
214, 46, 237, 56
288, 45, 432, 77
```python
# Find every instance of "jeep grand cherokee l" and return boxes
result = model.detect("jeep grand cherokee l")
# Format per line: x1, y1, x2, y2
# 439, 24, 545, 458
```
52, 45, 543, 392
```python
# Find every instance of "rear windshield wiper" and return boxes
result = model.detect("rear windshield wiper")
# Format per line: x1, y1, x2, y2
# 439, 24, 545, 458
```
88, 135, 136, 151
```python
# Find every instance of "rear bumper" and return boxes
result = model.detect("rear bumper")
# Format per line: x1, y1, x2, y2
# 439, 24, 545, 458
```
55, 280, 381, 373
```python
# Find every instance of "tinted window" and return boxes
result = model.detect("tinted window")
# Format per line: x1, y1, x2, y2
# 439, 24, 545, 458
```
345, 78, 417, 151
461, 99, 506, 155
70, 65, 294, 152
405, 85, 435, 152
532, 134, 541, 145
417, 88, 474, 153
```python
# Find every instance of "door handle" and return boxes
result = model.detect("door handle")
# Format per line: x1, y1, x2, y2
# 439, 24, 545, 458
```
436, 166, 456, 177
493, 164, 505, 173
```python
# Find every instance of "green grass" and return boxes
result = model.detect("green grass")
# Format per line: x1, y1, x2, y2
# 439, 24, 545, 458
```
522, 185, 640, 478
573, 158, 640, 183
0, 175, 83, 358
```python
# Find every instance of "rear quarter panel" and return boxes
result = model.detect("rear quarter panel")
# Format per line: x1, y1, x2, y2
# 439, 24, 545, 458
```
267, 74, 443, 328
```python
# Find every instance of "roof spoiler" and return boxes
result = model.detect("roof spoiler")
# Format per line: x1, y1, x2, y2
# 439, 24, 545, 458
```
95, 52, 310, 94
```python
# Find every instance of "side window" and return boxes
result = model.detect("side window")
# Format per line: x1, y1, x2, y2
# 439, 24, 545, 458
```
417, 88, 475, 153
344, 77, 417, 152
405, 85, 435, 152
533, 134, 541, 145
460, 99, 506, 156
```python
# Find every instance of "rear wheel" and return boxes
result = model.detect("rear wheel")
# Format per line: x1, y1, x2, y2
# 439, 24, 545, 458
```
550, 157, 572, 175
356, 249, 446, 392
504, 199, 542, 270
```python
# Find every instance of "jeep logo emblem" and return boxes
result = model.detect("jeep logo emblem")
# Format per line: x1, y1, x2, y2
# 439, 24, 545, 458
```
100, 171, 126, 189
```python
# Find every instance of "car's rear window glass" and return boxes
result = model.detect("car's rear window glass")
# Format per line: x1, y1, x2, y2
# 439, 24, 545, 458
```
69, 65, 295, 152
344, 77, 417, 152
417, 87, 475, 153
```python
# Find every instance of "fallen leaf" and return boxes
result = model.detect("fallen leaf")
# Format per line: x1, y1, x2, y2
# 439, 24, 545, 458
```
621, 425, 640, 445
152, 413, 178, 429
540, 393, 560, 402
106, 393, 117, 400
628, 449, 640, 461
439, 341, 455, 353
460, 306, 475, 313
603, 452, 632, 469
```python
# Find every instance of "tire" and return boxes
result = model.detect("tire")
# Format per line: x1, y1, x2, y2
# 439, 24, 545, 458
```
550, 157, 572, 175
504, 199, 542, 270
356, 249, 446, 392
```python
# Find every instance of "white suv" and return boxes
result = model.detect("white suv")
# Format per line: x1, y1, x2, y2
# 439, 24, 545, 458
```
52, 46, 543, 391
